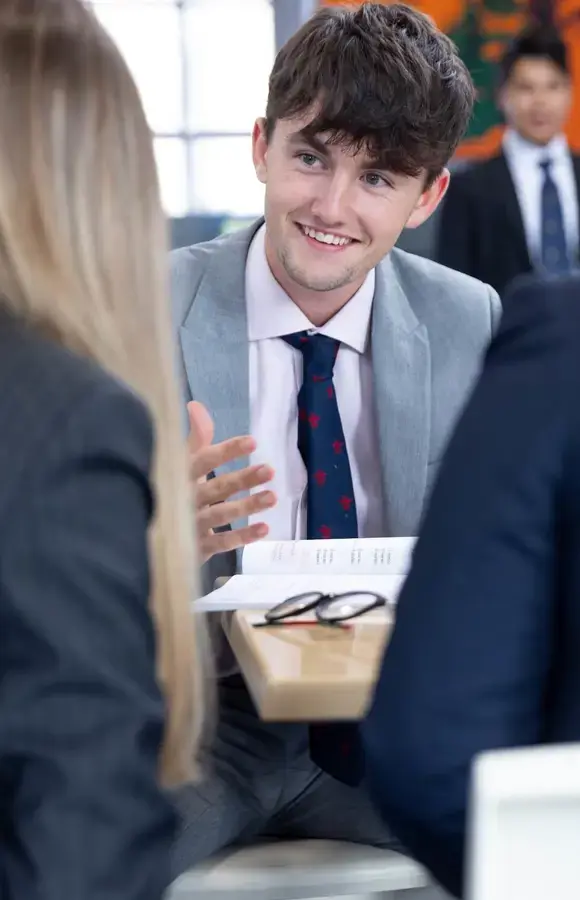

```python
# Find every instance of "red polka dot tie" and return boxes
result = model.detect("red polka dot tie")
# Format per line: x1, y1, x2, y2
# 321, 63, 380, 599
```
284, 331, 363, 785
283, 331, 358, 540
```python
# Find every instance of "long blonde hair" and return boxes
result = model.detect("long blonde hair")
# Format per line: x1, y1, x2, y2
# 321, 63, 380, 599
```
0, 0, 204, 785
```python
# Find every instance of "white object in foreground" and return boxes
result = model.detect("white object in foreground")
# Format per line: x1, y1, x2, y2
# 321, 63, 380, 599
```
467, 743, 580, 900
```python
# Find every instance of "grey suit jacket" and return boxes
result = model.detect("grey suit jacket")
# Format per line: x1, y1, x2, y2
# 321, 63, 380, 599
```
171, 220, 501, 595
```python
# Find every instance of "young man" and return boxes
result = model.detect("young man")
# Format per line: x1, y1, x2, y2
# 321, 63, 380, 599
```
171, 2, 501, 874
437, 25, 579, 296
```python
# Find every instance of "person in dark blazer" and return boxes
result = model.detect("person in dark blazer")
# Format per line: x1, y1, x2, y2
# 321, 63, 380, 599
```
362, 272, 580, 898
0, 311, 175, 900
437, 25, 580, 297
0, 2, 206, 898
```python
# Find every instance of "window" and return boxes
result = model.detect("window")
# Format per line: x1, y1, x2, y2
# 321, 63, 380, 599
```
90, 0, 275, 217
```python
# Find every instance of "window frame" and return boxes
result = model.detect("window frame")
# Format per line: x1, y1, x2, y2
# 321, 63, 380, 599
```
89, 0, 274, 217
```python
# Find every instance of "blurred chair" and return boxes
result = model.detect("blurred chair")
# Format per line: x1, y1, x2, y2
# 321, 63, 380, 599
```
170, 839, 434, 900
169, 215, 268, 250
467, 744, 580, 900
170, 215, 225, 250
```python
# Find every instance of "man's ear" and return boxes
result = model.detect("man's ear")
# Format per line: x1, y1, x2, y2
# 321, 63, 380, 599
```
252, 117, 269, 184
405, 169, 450, 230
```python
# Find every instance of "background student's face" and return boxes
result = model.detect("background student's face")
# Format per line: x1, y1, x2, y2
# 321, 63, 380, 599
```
499, 57, 572, 146
252, 114, 448, 298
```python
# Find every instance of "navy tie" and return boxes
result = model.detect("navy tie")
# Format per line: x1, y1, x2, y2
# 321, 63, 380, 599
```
540, 158, 570, 275
284, 330, 363, 785
283, 331, 358, 539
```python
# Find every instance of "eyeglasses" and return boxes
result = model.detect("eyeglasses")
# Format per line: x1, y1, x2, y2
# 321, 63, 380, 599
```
254, 591, 391, 628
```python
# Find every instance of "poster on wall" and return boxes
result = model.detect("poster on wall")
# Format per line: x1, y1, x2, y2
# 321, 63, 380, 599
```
320, 0, 580, 159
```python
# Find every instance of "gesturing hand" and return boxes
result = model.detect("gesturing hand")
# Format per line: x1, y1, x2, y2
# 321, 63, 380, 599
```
188, 401, 276, 563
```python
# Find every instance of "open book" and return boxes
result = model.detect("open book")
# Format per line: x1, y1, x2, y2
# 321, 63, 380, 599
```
195, 536, 416, 612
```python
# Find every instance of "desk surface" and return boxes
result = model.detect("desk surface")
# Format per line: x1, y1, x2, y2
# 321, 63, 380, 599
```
228, 610, 392, 721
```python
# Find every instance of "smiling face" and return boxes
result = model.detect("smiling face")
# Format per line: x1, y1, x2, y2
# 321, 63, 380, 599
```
252, 114, 449, 321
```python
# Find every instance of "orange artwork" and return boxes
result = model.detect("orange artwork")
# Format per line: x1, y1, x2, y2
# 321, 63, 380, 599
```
320, 0, 580, 159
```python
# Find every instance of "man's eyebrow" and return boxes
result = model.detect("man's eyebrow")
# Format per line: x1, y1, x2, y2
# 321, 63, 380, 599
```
286, 131, 330, 156
361, 154, 393, 171
286, 130, 395, 173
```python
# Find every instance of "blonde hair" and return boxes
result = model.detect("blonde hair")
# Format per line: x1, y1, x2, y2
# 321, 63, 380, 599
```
0, 0, 205, 785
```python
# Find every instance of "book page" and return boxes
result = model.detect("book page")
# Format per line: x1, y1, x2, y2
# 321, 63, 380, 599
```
241, 537, 415, 577
195, 572, 405, 613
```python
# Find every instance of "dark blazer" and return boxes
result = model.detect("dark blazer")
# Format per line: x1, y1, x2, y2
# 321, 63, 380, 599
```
0, 311, 175, 900
436, 152, 580, 295
362, 275, 580, 898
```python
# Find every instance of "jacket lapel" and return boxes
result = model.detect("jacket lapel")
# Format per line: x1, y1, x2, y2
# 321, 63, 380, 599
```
494, 153, 531, 266
372, 256, 431, 536
572, 154, 580, 197
179, 225, 260, 481
572, 155, 580, 263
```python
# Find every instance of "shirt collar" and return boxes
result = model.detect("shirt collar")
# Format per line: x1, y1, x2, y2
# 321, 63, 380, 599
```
503, 128, 569, 165
246, 224, 375, 354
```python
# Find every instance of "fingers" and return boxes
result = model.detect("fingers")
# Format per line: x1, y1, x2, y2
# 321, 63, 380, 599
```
186, 408, 277, 563
196, 464, 274, 508
187, 401, 215, 452
198, 522, 270, 564
197, 488, 277, 533
190, 435, 257, 482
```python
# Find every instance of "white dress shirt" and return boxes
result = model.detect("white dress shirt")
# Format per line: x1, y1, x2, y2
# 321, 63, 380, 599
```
502, 129, 579, 264
245, 224, 384, 541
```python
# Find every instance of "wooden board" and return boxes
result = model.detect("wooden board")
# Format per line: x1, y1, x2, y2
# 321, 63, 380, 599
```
226, 609, 393, 721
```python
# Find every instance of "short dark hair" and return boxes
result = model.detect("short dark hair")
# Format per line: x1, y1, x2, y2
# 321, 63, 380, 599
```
498, 23, 569, 87
264, 3, 475, 184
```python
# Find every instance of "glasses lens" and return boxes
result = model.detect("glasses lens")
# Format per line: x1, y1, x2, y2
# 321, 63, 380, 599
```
317, 593, 386, 623
265, 592, 323, 621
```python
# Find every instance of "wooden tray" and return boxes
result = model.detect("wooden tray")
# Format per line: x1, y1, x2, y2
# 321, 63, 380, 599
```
226, 609, 393, 721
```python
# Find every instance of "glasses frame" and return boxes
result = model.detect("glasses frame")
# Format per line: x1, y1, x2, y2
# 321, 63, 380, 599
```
254, 590, 390, 628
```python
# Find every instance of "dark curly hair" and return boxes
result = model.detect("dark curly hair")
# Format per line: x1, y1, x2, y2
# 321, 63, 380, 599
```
265, 3, 475, 185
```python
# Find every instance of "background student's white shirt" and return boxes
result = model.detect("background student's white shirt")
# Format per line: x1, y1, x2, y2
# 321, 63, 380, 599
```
502, 129, 579, 264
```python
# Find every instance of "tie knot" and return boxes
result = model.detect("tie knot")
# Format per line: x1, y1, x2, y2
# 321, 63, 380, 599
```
283, 331, 340, 380
540, 157, 553, 174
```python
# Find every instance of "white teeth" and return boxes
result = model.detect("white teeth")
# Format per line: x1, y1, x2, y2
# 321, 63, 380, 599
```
302, 225, 352, 246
